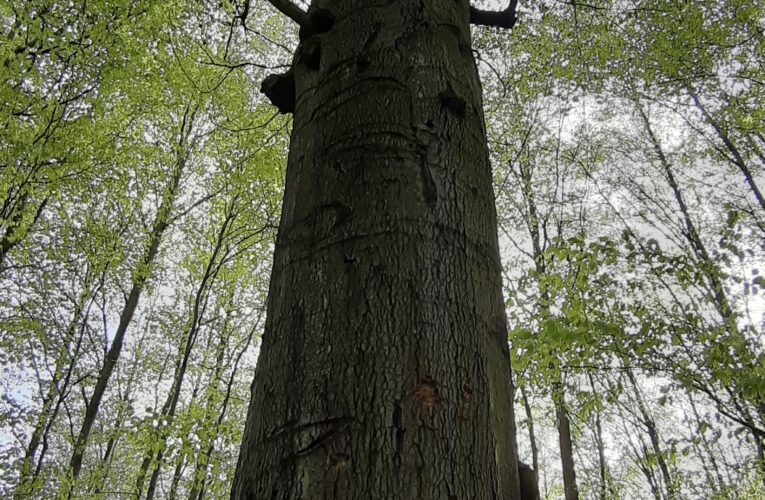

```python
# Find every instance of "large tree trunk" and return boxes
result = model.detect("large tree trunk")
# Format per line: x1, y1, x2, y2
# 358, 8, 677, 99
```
232, 1, 520, 498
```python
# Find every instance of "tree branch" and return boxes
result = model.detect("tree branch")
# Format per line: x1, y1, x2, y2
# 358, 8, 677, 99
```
264, 0, 307, 26
470, 0, 519, 30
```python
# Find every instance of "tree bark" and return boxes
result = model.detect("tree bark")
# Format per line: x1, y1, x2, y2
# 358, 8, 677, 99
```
232, 1, 520, 498
520, 384, 539, 486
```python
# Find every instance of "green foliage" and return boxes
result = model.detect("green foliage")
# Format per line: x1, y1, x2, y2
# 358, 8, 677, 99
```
1, 0, 287, 496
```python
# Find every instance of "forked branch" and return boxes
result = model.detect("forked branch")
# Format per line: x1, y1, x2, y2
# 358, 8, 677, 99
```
263, 0, 519, 31
470, 0, 519, 30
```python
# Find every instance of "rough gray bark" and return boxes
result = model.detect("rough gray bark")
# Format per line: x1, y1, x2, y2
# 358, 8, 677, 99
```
232, 1, 520, 498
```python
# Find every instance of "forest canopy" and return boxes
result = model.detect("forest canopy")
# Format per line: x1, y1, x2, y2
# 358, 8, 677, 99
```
1, 0, 764, 498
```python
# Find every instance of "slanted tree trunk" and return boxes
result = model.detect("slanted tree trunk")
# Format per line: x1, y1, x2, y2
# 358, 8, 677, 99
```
91, 324, 147, 495
232, 1, 520, 498
136, 204, 234, 499
638, 101, 765, 486
625, 370, 675, 499
67, 106, 194, 489
168, 453, 187, 500
15, 288, 93, 498
685, 89, 765, 213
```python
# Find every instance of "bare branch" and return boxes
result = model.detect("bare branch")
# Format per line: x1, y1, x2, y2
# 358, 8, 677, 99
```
470, 0, 519, 30
264, 0, 307, 26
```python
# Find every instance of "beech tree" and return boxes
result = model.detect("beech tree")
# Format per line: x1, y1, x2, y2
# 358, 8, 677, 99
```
231, 0, 526, 498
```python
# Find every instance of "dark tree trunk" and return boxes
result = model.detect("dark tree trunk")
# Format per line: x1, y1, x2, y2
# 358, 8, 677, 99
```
553, 387, 579, 500
520, 384, 539, 486
232, 1, 520, 498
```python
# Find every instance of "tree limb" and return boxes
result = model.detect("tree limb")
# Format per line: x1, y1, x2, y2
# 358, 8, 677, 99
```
470, 0, 519, 30
264, 0, 307, 26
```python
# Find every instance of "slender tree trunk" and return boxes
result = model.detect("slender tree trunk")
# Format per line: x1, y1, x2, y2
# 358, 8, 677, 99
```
686, 90, 765, 213
520, 384, 539, 485
137, 209, 234, 499
618, 403, 662, 500
15, 289, 92, 497
515, 140, 579, 500
638, 102, 765, 482
638, 452, 663, 500
594, 404, 608, 500
232, 1, 519, 498
553, 387, 579, 500
168, 449, 187, 500
637, 102, 739, 329
66, 109, 192, 488
625, 370, 675, 499
588, 374, 609, 500
91, 331, 145, 494
185, 301, 234, 500
188, 310, 261, 500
